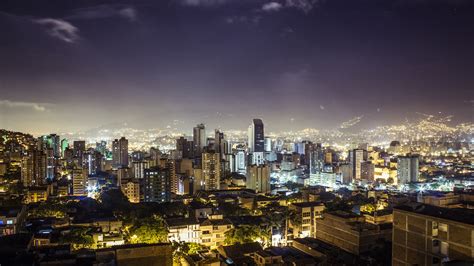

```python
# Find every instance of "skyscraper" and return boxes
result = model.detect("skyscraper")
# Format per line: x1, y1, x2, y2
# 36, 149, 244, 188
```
73, 140, 86, 165
202, 151, 220, 190
397, 155, 419, 184
43, 134, 61, 158
264, 137, 272, 152
112, 137, 129, 168
193, 123, 206, 158
235, 148, 247, 174
132, 160, 149, 179
72, 167, 87, 196
21, 149, 47, 187
350, 149, 365, 180
60, 139, 69, 158
246, 164, 270, 194
248, 119, 264, 153
214, 129, 226, 160
144, 167, 171, 202
308, 143, 324, 175
176, 137, 193, 159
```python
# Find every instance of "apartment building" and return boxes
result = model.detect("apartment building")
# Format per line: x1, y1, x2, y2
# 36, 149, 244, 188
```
392, 204, 474, 266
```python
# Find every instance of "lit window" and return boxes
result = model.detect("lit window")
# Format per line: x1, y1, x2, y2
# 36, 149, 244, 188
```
439, 223, 448, 232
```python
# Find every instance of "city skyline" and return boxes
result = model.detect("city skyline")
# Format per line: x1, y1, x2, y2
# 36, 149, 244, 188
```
1, 0, 473, 134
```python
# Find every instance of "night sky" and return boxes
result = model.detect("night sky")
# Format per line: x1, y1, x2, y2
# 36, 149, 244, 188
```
1, 0, 473, 134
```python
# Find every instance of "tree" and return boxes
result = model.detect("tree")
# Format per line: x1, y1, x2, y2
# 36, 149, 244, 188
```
59, 227, 94, 250
28, 201, 67, 218
128, 215, 168, 244
172, 242, 205, 265
224, 225, 267, 246
98, 189, 130, 212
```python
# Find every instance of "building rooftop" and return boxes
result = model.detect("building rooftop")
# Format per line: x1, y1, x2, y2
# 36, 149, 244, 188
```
291, 201, 324, 208
327, 210, 361, 219
394, 203, 474, 225
200, 218, 232, 226
165, 217, 199, 227
217, 242, 262, 259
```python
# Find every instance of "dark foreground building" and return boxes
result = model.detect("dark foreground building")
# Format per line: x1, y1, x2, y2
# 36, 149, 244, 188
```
393, 204, 474, 266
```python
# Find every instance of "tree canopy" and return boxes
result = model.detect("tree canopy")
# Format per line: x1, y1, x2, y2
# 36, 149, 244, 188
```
224, 225, 268, 246
128, 215, 168, 244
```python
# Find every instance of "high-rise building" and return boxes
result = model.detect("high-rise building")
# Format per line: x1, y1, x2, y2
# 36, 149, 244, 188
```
95, 140, 107, 155
166, 160, 179, 194
176, 137, 193, 159
264, 137, 272, 152
246, 164, 270, 194
235, 148, 247, 174
149, 147, 161, 167
250, 152, 265, 166
73, 140, 86, 165
112, 137, 128, 168
21, 149, 46, 187
116, 167, 130, 187
144, 167, 171, 202
308, 143, 324, 174
72, 167, 87, 196
350, 149, 365, 180
361, 161, 375, 181
397, 155, 419, 184
44, 134, 61, 158
60, 139, 69, 158
248, 119, 264, 153
45, 148, 55, 180
214, 130, 226, 160
202, 152, 220, 190
193, 123, 206, 158
132, 160, 149, 179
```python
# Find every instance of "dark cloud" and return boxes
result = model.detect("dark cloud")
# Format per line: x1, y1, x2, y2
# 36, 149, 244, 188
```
67, 5, 137, 22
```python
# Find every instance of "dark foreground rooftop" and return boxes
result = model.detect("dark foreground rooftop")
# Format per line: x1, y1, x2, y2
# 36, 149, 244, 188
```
394, 203, 474, 225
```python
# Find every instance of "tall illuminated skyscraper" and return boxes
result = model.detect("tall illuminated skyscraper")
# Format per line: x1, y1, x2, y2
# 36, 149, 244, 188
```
248, 119, 264, 153
72, 167, 87, 196
193, 123, 206, 158
308, 143, 324, 175
43, 134, 61, 158
202, 151, 220, 190
235, 148, 247, 174
264, 137, 272, 152
350, 149, 365, 180
112, 137, 128, 168
21, 149, 47, 186
60, 139, 69, 158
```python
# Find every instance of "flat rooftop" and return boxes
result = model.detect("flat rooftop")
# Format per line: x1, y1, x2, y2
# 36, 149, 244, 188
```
394, 203, 474, 225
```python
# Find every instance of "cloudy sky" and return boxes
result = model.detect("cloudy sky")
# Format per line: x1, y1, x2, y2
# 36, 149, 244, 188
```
0, 0, 473, 134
